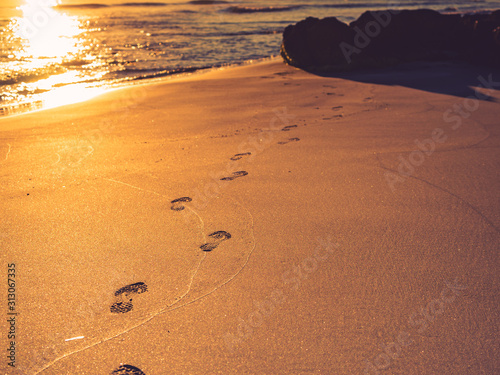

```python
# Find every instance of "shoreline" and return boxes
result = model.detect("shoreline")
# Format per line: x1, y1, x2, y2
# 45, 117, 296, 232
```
0, 55, 282, 120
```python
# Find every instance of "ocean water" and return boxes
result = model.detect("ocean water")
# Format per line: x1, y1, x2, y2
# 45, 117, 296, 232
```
1, 0, 499, 115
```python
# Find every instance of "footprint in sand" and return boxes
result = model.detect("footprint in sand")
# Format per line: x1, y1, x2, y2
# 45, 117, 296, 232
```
281, 125, 297, 132
278, 138, 300, 145
112, 364, 145, 375
110, 282, 148, 314
170, 197, 192, 211
230, 152, 251, 161
220, 171, 248, 181
322, 115, 343, 121
200, 231, 231, 252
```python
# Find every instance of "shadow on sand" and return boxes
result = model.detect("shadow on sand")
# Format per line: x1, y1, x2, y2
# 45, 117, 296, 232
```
310, 61, 500, 101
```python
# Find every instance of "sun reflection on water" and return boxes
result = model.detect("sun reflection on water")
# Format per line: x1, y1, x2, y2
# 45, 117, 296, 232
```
16, 0, 82, 60
0, 0, 108, 115
12, 0, 87, 63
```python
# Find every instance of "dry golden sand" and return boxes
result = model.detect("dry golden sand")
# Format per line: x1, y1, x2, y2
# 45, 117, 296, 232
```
1, 58, 499, 374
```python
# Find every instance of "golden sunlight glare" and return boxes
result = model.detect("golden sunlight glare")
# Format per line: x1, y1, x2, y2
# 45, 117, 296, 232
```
15, 0, 81, 60
1, 0, 108, 111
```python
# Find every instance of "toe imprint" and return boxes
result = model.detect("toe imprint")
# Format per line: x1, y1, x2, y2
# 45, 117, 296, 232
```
114, 282, 148, 296
170, 197, 192, 211
220, 171, 248, 181
200, 230, 231, 251
111, 364, 146, 375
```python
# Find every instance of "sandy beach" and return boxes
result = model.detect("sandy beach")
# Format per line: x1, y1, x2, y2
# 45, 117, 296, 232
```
1, 58, 499, 374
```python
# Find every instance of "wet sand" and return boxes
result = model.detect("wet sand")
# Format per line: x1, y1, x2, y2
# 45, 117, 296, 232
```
1, 59, 499, 374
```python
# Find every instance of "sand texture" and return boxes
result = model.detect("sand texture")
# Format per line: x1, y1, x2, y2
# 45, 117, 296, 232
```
1, 59, 499, 374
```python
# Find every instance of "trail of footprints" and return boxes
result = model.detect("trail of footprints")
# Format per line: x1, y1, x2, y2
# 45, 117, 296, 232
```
109, 123, 302, 314
279, 124, 300, 143
107, 118, 303, 373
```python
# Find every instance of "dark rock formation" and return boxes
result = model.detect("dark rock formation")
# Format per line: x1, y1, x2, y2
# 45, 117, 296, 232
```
280, 9, 500, 71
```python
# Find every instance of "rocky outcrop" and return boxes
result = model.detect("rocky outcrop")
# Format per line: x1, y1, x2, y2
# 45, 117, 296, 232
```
280, 9, 500, 71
